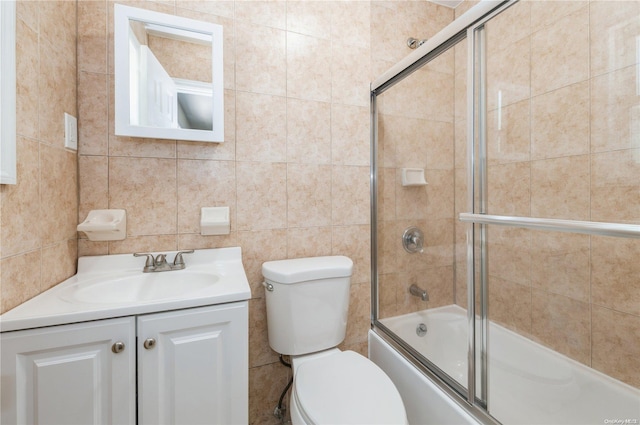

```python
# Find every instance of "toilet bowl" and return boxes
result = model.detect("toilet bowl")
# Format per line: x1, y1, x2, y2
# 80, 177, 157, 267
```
289, 349, 407, 425
262, 256, 407, 425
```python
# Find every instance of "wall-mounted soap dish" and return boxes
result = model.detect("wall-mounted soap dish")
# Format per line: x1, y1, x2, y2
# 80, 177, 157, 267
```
77, 209, 126, 241
402, 168, 427, 187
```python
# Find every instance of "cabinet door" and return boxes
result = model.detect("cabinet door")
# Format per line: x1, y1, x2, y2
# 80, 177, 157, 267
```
137, 302, 248, 425
0, 317, 136, 425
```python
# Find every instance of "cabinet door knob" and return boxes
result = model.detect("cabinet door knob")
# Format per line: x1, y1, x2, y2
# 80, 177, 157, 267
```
112, 341, 125, 353
143, 338, 156, 350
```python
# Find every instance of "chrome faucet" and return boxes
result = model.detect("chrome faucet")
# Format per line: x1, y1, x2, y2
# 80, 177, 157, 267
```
409, 284, 429, 302
133, 250, 194, 273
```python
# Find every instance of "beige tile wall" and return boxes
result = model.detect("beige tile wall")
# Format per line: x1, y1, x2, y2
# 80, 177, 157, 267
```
373, 0, 459, 319
452, 0, 640, 389
72, 1, 453, 423
375, 3, 455, 319
1, 1, 78, 313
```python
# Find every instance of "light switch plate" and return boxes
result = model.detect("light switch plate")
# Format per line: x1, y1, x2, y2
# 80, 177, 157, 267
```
64, 113, 78, 150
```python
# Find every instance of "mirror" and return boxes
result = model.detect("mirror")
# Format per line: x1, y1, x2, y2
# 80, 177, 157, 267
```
114, 5, 224, 143
0, 0, 16, 184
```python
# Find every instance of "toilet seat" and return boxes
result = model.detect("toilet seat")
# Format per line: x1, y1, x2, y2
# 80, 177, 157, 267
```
292, 351, 407, 425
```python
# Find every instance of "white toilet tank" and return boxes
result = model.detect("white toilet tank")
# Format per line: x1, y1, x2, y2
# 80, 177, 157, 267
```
262, 256, 353, 355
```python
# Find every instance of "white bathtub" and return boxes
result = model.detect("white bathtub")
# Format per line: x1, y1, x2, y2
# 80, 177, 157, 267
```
370, 305, 640, 425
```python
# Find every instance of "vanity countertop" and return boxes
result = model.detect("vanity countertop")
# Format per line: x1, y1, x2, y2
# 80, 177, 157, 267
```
0, 247, 251, 332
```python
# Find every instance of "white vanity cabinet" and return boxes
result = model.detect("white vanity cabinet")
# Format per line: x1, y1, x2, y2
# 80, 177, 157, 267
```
1, 302, 248, 425
138, 302, 248, 425
0, 317, 137, 424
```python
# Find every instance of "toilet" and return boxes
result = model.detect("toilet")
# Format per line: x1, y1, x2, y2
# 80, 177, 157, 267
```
262, 256, 407, 425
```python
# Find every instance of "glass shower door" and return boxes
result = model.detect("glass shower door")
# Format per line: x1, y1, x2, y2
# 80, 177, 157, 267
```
465, 1, 640, 423
373, 35, 470, 396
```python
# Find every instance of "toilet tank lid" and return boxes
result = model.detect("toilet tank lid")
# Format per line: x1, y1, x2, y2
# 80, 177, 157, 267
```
262, 256, 353, 284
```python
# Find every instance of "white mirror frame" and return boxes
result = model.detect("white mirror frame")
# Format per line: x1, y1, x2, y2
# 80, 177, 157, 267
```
114, 4, 224, 143
0, 0, 16, 184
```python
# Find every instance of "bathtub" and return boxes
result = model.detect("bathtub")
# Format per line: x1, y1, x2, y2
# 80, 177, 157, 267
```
370, 305, 640, 425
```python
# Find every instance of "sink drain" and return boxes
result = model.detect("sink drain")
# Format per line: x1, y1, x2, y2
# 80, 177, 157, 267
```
416, 323, 427, 337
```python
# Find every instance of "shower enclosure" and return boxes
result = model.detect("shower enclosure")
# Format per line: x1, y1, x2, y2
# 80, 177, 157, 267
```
370, 1, 640, 423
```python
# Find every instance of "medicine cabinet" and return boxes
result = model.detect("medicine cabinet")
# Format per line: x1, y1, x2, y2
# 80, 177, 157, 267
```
114, 5, 224, 143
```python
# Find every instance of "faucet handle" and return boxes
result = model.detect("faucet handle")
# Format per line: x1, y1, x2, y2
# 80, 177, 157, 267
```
133, 253, 155, 271
173, 250, 195, 267
154, 254, 168, 266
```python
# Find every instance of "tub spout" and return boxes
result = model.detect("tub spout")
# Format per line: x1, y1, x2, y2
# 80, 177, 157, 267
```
410, 284, 429, 301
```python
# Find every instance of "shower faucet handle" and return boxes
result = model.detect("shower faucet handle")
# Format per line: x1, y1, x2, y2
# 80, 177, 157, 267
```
402, 227, 424, 253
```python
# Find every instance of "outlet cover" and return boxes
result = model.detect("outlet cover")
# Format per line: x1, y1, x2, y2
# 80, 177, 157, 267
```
64, 113, 78, 150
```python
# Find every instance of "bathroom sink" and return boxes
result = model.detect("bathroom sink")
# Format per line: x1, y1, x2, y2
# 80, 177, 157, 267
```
59, 271, 220, 304
0, 247, 252, 332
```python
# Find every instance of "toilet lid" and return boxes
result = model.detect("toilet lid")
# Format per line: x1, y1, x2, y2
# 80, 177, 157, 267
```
294, 351, 407, 425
